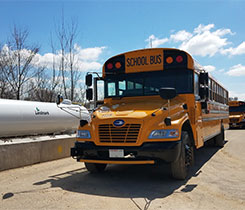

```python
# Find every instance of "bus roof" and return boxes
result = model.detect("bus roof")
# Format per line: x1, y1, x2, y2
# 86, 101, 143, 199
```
102, 48, 195, 76
102, 48, 226, 90
229, 101, 245, 106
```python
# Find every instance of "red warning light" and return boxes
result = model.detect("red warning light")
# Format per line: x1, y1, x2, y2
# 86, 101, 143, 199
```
176, 56, 183, 63
107, 63, 113, 70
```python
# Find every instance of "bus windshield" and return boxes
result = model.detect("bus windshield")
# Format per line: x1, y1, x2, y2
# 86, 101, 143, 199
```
104, 69, 193, 98
229, 106, 245, 112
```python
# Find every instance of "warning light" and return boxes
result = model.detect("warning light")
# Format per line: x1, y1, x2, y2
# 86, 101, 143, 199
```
115, 62, 121, 69
176, 55, 183, 63
107, 63, 113, 70
166, 57, 173, 64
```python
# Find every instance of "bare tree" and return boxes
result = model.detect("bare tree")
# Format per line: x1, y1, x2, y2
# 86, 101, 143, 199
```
66, 19, 80, 101
0, 25, 40, 100
54, 11, 81, 102
56, 10, 68, 99
48, 33, 61, 102
0, 44, 14, 98
27, 68, 57, 102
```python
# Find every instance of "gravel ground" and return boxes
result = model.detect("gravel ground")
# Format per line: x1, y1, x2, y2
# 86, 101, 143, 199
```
0, 129, 244, 210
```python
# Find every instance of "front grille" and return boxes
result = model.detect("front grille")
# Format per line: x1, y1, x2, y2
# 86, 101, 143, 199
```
230, 118, 239, 123
99, 124, 141, 143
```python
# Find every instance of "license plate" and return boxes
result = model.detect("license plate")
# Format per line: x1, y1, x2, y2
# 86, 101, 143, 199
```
232, 123, 236, 126
109, 149, 124, 158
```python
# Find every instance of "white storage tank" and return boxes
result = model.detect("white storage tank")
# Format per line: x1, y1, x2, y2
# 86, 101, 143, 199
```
0, 99, 89, 138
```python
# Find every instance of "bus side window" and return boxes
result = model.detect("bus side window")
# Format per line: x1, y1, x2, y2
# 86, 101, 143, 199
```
194, 73, 200, 100
209, 79, 212, 100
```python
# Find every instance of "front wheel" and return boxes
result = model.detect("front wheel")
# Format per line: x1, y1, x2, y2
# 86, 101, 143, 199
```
171, 131, 194, 180
85, 162, 107, 173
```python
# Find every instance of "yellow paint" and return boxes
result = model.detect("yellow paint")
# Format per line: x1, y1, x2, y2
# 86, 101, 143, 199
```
229, 101, 245, 126
57, 145, 63, 153
125, 49, 164, 73
77, 48, 229, 165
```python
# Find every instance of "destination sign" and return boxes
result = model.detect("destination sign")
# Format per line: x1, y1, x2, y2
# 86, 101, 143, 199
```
125, 49, 163, 73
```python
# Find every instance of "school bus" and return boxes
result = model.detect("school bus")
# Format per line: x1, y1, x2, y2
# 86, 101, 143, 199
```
229, 101, 245, 128
71, 48, 229, 180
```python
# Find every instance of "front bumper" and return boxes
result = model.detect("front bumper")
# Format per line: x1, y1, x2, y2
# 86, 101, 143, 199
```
71, 141, 181, 164
229, 121, 245, 128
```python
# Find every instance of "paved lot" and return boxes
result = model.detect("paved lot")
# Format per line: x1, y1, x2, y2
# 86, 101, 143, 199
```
0, 129, 245, 210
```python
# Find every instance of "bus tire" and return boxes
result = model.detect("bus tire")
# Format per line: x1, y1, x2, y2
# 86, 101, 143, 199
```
215, 125, 225, 147
85, 162, 107, 173
171, 131, 193, 180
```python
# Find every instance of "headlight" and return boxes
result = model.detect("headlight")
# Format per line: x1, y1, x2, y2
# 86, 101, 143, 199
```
76, 130, 91, 139
148, 129, 179, 139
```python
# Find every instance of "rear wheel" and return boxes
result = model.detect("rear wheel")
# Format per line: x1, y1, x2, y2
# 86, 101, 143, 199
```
85, 162, 107, 173
215, 125, 225, 147
171, 131, 194, 180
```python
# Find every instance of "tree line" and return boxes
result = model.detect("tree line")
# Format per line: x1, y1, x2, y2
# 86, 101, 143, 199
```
0, 16, 86, 103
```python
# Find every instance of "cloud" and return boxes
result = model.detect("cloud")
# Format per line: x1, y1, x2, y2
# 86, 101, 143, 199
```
1, 44, 39, 66
145, 24, 236, 57
1, 44, 106, 72
221, 41, 245, 56
226, 64, 245, 76
229, 90, 245, 101
74, 44, 106, 61
145, 35, 168, 48
179, 24, 233, 57
194, 24, 215, 34
203, 65, 216, 72
170, 30, 193, 42
32, 44, 106, 72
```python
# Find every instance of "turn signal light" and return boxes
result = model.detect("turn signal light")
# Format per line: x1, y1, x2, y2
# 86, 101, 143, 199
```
115, 62, 121, 69
166, 57, 173, 64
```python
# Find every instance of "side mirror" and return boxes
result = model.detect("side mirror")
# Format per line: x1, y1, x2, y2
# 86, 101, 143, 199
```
201, 101, 209, 113
159, 88, 177, 100
86, 88, 93, 101
86, 74, 93, 87
199, 86, 209, 100
56, 94, 63, 105
200, 72, 208, 85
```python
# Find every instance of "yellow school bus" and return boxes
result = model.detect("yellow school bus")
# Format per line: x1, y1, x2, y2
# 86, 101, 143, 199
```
71, 48, 229, 179
229, 101, 245, 128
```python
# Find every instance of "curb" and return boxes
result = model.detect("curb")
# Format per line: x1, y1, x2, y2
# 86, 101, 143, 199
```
0, 136, 75, 171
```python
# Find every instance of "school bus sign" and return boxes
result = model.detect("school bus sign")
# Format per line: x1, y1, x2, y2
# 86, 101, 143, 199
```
125, 49, 163, 73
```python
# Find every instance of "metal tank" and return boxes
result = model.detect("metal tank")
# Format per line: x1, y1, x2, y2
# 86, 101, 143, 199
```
0, 99, 89, 138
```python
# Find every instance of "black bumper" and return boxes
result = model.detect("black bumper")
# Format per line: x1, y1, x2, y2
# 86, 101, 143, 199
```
71, 141, 181, 163
229, 121, 245, 127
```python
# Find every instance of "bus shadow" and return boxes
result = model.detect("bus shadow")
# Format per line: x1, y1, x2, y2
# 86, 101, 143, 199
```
33, 142, 224, 201
229, 127, 245, 130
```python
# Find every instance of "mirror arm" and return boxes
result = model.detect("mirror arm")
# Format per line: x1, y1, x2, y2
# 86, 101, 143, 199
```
87, 72, 103, 80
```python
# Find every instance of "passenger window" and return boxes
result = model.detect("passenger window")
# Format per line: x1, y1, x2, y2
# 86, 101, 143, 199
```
194, 73, 199, 98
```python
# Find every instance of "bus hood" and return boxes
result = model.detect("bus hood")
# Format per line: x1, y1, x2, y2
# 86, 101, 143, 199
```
229, 114, 244, 119
94, 97, 186, 120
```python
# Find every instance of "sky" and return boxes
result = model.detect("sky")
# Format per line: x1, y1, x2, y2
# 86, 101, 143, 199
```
1, 0, 245, 100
